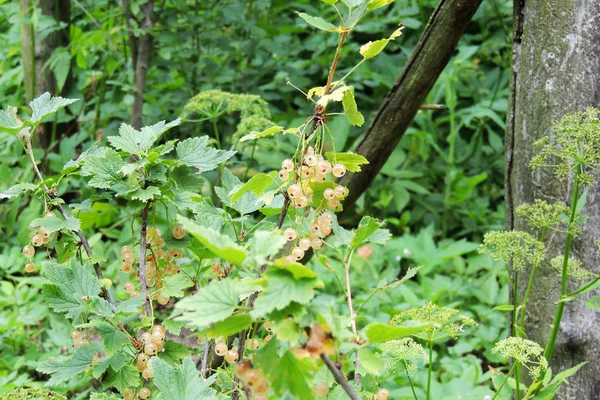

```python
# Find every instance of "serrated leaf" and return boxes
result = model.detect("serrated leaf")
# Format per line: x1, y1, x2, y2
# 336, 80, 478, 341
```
269, 350, 318, 400
116, 295, 144, 314
177, 136, 235, 172
37, 345, 94, 386
272, 258, 317, 279
178, 215, 247, 265
163, 319, 184, 335
0, 106, 23, 134
239, 125, 283, 142
321, 0, 338, 4
202, 314, 252, 338
29, 215, 81, 234
130, 186, 161, 202
158, 341, 192, 366
108, 119, 180, 155
92, 352, 130, 378
325, 151, 369, 172
0, 182, 37, 199
297, 12, 338, 32
247, 230, 287, 266
175, 278, 239, 329
29, 92, 78, 124
193, 200, 225, 231
91, 320, 129, 355
341, 89, 364, 127
42, 262, 101, 318
80, 148, 125, 189
230, 172, 276, 204
363, 322, 431, 343
152, 357, 218, 400
160, 274, 194, 298
104, 364, 139, 392
351, 216, 382, 247
215, 168, 263, 215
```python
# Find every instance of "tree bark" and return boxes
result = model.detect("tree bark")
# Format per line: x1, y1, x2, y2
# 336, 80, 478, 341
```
340, 0, 483, 208
506, 1, 600, 398
20, 0, 71, 146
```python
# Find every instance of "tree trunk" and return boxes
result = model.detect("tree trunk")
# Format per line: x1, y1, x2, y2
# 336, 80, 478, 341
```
506, 1, 600, 398
19, 0, 71, 146
340, 0, 483, 208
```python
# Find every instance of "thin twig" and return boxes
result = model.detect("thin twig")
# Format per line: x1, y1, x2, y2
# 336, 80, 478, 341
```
344, 252, 360, 385
22, 134, 116, 310
320, 353, 360, 400
200, 340, 212, 378
420, 104, 445, 110
139, 202, 153, 316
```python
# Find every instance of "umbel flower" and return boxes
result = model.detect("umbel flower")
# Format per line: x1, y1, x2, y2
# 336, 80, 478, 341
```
492, 337, 548, 380
515, 199, 570, 233
380, 338, 427, 375
479, 231, 545, 272
530, 107, 600, 187
550, 256, 596, 281
390, 302, 477, 342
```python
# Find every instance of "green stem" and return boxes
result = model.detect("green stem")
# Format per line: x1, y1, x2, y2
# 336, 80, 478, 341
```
492, 362, 518, 400
403, 361, 419, 400
543, 172, 581, 362
426, 340, 433, 400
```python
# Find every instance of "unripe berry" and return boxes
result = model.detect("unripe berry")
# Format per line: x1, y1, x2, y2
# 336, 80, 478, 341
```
144, 343, 157, 355
139, 388, 151, 399
323, 188, 335, 200
334, 185, 346, 198
25, 263, 35, 273
305, 154, 317, 166
375, 388, 390, 400
311, 237, 323, 250
225, 349, 239, 363
294, 195, 308, 208
247, 338, 260, 350
22, 245, 35, 258
314, 382, 329, 396
278, 169, 290, 180
281, 159, 294, 171
284, 228, 297, 241
157, 295, 169, 305
31, 234, 43, 247
215, 342, 228, 356
172, 224, 186, 239
332, 164, 346, 177
124, 282, 134, 293
291, 247, 305, 261
287, 184, 301, 198
299, 238, 311, 251
316, 161, 332, 175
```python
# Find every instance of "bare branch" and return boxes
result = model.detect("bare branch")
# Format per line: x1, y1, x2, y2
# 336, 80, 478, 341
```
320, 353, 360, 400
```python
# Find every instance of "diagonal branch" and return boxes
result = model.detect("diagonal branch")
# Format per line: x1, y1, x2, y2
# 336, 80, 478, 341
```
321, 353, 360, 400
340, 0, 483, 208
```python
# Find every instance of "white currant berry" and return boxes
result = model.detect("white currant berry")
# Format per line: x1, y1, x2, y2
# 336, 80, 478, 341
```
247, 338, 260, 350
305, 154, 317, 166
141, 332, 153, 344
278, 169, 290, 180
324, 188, 335, 200
121, 262, 133, 273
215, 342, 228, 356
375, 388, 390, 400
312, 174, 326, 183
281, 159, 294, 171
45, 211, 56, 218
309, 222, 320, 235
121, 245, 133, 257
284, 228, 297, 241
130, 290, 139, 297
142, 368, 153, 379
144, 343, 157, 355
306, 146, 315, 155
157, 295, 169, 305
172, 224, 186, 239
137, 353, 148, 364
314, 382, 329, 396
23, 245, 35, 258
287, 184, 301, 198
316, 161, 332, 175
327, 198, 340, 210
295, 195, 308, 208
139, 388, 151, 399
299, 238, 311, 251
319, 212, 333, 225
264, 320, 272, 331
321, 225, 332, 236
225, 349, 239, 363
334, 185, 346, 198
311, 237, 323, 250
332, 164, 346, 177
71, 331, 82, 341
291, 247, 305, 261
301, 166, 312, 179
124, 282, 134, 293
25, 263, 35, 273
285, 255, 294, 263
151, 332, 165, 344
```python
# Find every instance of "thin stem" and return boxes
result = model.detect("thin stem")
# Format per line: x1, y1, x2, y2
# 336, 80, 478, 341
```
403, 361, 419, 400
323, 31, 349, 95
492, 362, 518, 400
138, 202, 153, 316
344, 250, 360, 385
320, 353, 360, 400
543, 172, 581, 362
426, 340, 433, 400
23, 134, 116, 310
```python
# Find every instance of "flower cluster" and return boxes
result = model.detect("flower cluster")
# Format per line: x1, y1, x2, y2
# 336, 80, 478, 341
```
550, 256, 596, 281
492, 337, 548, 380
380, 338, 427, 375
479, 231, 545, 271
515, 199, 569, 233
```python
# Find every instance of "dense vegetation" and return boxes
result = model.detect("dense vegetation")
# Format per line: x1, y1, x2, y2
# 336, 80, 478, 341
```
7, 0, 582, 399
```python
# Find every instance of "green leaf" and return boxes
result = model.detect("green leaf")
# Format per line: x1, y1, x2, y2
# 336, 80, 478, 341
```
321, 0, 338, 5
130, 186, 161, 202
29, 92, 78, 124
158, 341, 192, 366
230, 172, 276, 204
163, 318, 184, 335
175, 278, 239, 329
42, 262, 101, 318
351, 216, 382, 247
179, 215, 247, 265
296, 12, 338, 32
37, 345, 94, 386
92, 353, 129, 378
0, 106, 24, 134
247, 230, 287, 266
215, 168, 263, 215
251, 269, 320, 318
239, 125, 283, 142
0, 182, 38, 199
363, 322, 431, 343
91, 320, 129, 355
108, 120, 180, 155
159, 274, 194, 298
535, 362, 587, 400
202, 314, 252, 338
177, 136, 235, 172
48, 47, 71, 92
29, 215, 81, 234
367, 0, 395, 10
269, 350, 318, 400
359, 27, 402, 59
341, 89, 364, 127
80, 148, 125, 189
116, 295, 144, 314
104, 364, 139, 392
493, 304, 515, 312
272, 258, 317, 279
325, 151, 369, 172
152, 357, 218, 400
357, 348, 384, 375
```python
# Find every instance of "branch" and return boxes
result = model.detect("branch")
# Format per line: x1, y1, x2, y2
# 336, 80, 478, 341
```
343, 252, 360, 385
130, 0, 155, 128
138, 202, 153, 316
320, 353, 360, 400
340, 0, 483, 208
22, 134, 116, 310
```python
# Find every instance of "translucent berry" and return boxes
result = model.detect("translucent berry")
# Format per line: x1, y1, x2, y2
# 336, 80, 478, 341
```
137, 353, 148, 364
142, 368, 153, 379
321, 225, 332, 236
151, 332, 165, 344
225, 349, 239, 363
316, 161, 332, 175
45, 211, 56, 218
157, 295, 169, 305
71, 331, 82, 341
123, 282, 133, 293
122, 252, 134, 263
264, 334, 273, 344
305, 154, 317, 166
324, 188, 335, 200
292, 247, 305, 261
332, 164, 346, 177
306, 146, 315, 155
299, 238, 311, 251
22, 245, 35, 258
247, 338, 260, 350
264, 320, 272, 331
281, 159, 294, 171
312, 174, 326, 183
144, 343, 157, 355
25, 263, 35, 273
121, 262, 133, 273
130, 290, 139, 297
172, 224, 186, 239
278, 169, 290, 180
246, 370, 260, 386
235, 360, 253, 378
31, 235, 43, 247
334, 185, 346, 198
301, 166, 312, 178
285, 255, 294, 263
152, 325, 166, 336
254, 382, 269, 394
287, 184, 301, 198
319, 212, 333, 225
311, 237, 323, 250
139, 388, 151, 399
309, 222, 320, 235
123, 389, 135, 400
375, 388, 390, 400
314, 382, 329, 396
284, 228, 297, 241
295, 195, 308, 208
141, 332, 153, 344
215, 342, 228, 356
121, 246, 133, 257
327, 198, 340, 210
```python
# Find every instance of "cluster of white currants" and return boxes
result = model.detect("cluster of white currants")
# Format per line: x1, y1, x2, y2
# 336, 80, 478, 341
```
283, 211, 333, 262
71, 330, 88, 349
23, 211, 55, 273
140, 324, 166, 358
123, 387, 151, 400
234, 360, 270, 400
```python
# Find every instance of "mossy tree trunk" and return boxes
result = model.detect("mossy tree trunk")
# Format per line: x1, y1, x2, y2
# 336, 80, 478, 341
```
506, 1, 600, 398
